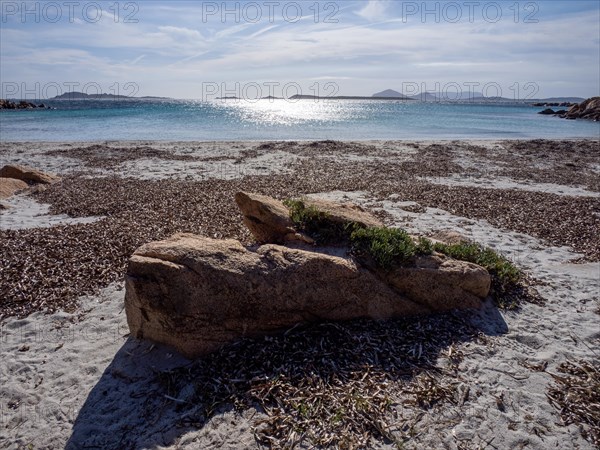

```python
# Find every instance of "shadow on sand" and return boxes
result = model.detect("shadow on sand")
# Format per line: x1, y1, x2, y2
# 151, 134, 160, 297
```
66, 301, 508, 449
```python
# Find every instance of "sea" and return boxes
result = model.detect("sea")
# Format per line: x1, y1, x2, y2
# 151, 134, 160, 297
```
1, 98, 598, 141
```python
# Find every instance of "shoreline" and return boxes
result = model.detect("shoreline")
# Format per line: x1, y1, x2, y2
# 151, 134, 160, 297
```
2, 136, 600, 144
1, 139, 599, 449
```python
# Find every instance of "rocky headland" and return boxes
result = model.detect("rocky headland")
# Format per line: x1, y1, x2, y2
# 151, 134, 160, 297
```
538, 96, 600, 121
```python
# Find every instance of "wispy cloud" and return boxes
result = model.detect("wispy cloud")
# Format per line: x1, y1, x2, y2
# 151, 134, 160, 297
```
356, 0, 390, 22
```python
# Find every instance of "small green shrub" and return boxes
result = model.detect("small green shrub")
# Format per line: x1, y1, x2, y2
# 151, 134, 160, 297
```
350, 227, 420, 269
416, 237, 434, 255
283, 199, 358, 244
284, 199, 326, 228
433, 242, 521, 285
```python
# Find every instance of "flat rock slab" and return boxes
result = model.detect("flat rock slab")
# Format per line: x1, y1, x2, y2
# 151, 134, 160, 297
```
125, 233, 490, 358
300, 197, 383, 229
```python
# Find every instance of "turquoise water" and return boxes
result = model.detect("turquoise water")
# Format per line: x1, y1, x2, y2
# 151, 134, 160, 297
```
0, 99, 598, 141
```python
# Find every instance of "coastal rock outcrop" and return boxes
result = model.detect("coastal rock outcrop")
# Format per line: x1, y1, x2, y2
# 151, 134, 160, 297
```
536, 97, 600, 120
125, 234, 433, 357
125, 193, 492, 358
564, 97, 600, 121
0, 164, 61, 185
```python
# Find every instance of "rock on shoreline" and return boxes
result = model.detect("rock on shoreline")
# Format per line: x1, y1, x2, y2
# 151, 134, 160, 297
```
0, 99, 50, 109
538, 96, 600, 121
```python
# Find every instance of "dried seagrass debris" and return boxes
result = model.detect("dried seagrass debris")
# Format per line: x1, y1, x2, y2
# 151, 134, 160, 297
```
155, 313, 479, 448
46, 144, 199, 169
547, 359, 600, 447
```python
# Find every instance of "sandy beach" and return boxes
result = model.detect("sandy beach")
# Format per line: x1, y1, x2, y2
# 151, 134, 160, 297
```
1, 139, 599, 449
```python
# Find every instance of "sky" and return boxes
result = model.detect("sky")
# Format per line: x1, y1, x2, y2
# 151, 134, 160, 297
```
1, 0, 599, 99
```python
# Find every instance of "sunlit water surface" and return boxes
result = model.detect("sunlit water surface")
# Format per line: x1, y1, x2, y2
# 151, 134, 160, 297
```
1, 99, 598, 141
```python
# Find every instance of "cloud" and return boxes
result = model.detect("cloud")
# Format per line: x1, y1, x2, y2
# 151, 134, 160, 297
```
356, 0, 390, 22
1, 1, 598, 98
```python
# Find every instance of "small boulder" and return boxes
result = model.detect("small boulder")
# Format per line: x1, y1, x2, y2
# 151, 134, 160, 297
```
538, 108, 556, 115
0, 164, 60, 185
235, 191, 382, 244
0, 178, 28, 199
234, 191, 301, 243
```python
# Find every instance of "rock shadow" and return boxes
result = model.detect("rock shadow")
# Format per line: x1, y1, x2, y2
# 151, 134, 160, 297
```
67, 300, 508, 449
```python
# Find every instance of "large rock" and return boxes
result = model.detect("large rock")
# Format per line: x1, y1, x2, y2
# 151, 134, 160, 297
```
235, 191, 382, 244
0, 178, 28, 199
564, 97, 600, 121
125, 234, 428, 357
126, 193, 492, 358
125, 233, 491, 358
0, 164, 60, 185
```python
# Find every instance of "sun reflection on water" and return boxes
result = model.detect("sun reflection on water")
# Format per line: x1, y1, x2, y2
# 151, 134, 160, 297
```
211, 99, 367, 126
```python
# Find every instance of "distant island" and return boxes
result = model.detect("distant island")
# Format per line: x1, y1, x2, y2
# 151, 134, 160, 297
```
371, 89, 585, 104
2, 90, 588, 106
51, 92, 169, 100
371, 89, 414, 100
290, 94, 414, 101
260, 90, 587, 104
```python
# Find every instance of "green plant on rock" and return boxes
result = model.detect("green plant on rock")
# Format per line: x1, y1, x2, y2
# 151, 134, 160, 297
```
415, 236, 434, 255
284, 198, 529, 309
350, 227, 425, 269
432, 241, 525, 309
283, 199, 359, 244
432, 242, 521, 286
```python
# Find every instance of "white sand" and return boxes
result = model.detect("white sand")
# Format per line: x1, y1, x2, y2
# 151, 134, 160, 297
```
423, 175, 600, 198
0, 282, 264, 450
1, 141, 598, 449
0, 193, 103, 230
